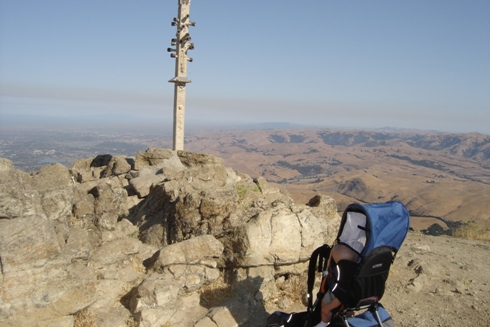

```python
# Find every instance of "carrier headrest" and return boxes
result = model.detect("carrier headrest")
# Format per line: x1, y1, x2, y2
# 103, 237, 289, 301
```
339, 211, 367, 255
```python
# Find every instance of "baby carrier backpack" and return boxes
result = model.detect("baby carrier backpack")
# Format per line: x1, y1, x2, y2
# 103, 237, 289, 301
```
267, 201, 410, 327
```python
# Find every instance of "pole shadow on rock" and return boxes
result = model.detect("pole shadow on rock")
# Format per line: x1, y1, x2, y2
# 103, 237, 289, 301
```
199, 271, 267, 327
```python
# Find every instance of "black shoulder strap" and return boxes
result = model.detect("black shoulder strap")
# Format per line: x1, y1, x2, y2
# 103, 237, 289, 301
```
307, 244, 331, 311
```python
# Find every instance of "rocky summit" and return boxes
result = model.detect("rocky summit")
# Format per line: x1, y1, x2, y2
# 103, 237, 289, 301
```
0, 148, 339, 327
1, 149, 489, 327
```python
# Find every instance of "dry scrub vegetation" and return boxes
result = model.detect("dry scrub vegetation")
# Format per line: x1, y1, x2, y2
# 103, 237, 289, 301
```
453, 220, 490, 242
198, 274, 236, 308
275, 274, 308, 306
73, 308, 97, 327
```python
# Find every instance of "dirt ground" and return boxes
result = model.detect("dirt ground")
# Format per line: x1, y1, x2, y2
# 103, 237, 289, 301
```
273, 231, 490, 327
383, 232, 490, 327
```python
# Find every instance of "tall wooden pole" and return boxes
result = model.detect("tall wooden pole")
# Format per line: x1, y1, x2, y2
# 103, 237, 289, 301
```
168, 0, 195, 151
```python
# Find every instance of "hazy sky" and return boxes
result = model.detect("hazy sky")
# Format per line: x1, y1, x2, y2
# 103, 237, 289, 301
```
1, 1, 489, 134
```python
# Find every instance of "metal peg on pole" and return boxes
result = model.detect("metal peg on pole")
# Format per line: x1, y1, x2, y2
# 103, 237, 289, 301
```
168, 0, 195, 151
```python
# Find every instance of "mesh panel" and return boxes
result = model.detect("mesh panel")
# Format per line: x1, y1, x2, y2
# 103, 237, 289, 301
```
339, 211, 367, 255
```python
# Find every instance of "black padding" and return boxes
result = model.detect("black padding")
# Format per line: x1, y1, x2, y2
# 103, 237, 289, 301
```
328, 259, 359, 305
358, 246, 394, 277
307, 244, 331, 309
329, 247, 395, 308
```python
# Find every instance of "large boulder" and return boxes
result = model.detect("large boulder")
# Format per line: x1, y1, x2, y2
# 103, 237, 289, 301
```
129, 159, 244, 247
72, 157, 100, 183
130, 235, 224, 326
0, 158, 14, 172
101, 155, 133, 177
147, 235, 223, 292
306, 194, 340, 245
72, 177, 129, 232
28, 163, 75, 244
129, 276, 181, 327
223, 203, 328, 267
0, 215, 97, 325
134, 148, 185, 174
0, 161, 40, 219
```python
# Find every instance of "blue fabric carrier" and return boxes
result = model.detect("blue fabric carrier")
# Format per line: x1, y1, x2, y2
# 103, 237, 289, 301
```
332, 201, 410, 308
341, 201, 410, 256
346, 305, 392, 327
266, 201, 410, 327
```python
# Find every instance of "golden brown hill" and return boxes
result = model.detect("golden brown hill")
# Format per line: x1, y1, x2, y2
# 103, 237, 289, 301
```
185, 128, 490, 232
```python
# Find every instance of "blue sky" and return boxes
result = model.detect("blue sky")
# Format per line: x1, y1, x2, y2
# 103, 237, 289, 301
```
1, 1, 489, 134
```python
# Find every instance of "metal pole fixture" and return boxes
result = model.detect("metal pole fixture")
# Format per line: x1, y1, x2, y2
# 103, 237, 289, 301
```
168, 0, 195, 151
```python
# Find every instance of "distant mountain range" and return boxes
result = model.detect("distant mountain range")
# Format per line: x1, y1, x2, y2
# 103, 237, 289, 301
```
314, 130, 490, 161
185, 128, 490, 229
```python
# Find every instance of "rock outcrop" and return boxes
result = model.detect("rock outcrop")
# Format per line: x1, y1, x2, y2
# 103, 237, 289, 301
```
0, 149, 339, 327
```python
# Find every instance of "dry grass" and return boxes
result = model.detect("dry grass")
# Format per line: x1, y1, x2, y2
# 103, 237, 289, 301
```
73, 308, 97, 327
453, 220, 490, 242
125, 316, 138, 327
277, 273, 309, 306
198, 274, 235, 307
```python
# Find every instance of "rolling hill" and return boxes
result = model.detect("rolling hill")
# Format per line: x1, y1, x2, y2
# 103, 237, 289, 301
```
185, 128, 490, 231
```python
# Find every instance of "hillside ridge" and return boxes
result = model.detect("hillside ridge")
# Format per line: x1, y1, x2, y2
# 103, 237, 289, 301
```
185, 128, 490, 232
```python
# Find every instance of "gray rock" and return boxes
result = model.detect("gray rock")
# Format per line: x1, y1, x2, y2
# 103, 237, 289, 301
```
0, 168, 40, 219
90, 238, 141, 269
148, 235, 224, 269
225, 206, 303, 267
0, 158, 14, 172
208, 306, 239, 327
1, 259, 96, 325
195, 316, 218, 327
129, 173, 166, 198
29, 163, 73, 192
129, 276, 180, 327
94, 307, 130, 327
61, 227, 92, 261
134, 148, 177, 169
92, 182, 128, 216
0, 215, 61, 272
165, 291, 207, 326
102, 155, 132, 177
177, 150, 224, 167
72, 188, 96, 227
0, 150, 344, 327
71, 157, 97, 182
306, 194, 340, 244
147, 235, 223, 292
